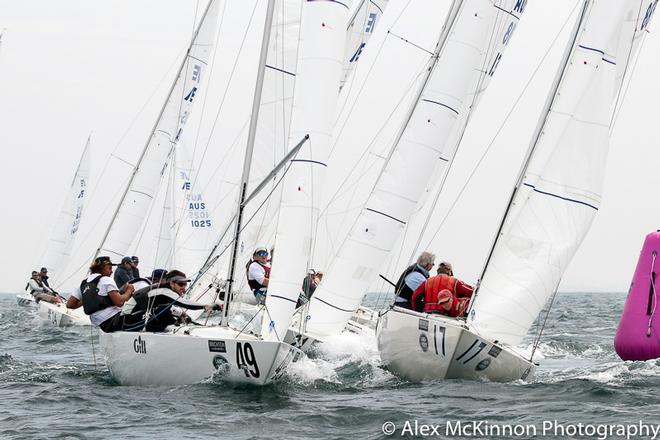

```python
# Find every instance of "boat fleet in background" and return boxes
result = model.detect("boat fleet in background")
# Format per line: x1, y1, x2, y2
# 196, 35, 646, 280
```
16, 0, 660, 386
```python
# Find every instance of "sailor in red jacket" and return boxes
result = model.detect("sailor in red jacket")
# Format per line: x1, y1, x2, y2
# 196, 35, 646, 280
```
411, 261, 474, 317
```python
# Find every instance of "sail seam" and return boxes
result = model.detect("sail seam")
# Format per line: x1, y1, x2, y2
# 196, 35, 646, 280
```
523, 183, 598, 210
269, 295, 298, 304
314, 296, 355, 313
306, 0, 350, 10
290, 159, 327, 166
266, 64, 296, 76
365, 208, 406, 224
421, 98, 459, 115
492, 5, 521, 21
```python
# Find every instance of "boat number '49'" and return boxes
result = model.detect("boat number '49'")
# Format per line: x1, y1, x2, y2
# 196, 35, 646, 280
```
236, 342, 260, 378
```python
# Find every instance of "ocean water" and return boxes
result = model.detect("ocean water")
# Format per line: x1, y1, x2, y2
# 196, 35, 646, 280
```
1, 292, 659, 440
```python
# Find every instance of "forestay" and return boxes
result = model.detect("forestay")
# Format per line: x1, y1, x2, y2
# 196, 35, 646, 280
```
41, 136, 91, 281
97, 0, 220, 260
262, 0, 351, 341
469, 0, 656, 348
306, 0, 524, 340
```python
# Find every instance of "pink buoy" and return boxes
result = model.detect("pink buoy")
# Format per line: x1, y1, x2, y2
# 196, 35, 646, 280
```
614, 231, 660, 361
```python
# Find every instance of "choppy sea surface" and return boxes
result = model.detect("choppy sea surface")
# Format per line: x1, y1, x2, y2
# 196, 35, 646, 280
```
1, 292, 659, 440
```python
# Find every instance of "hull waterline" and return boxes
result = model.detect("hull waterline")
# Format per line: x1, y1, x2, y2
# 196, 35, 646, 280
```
377, 307, 535, 382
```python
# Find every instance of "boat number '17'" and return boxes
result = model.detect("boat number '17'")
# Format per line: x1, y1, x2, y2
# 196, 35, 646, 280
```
236, 342, 260, 378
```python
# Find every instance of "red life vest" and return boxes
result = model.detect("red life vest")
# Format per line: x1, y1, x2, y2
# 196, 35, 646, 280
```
422, 274, 458, 315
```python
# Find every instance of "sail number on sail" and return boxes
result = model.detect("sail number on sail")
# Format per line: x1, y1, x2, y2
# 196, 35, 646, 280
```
489, 0, 528, 76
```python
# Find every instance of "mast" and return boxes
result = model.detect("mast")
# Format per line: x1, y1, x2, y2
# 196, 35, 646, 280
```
93, 0, 216, 260
468, 0, 591, 312
221, 0, 277, 327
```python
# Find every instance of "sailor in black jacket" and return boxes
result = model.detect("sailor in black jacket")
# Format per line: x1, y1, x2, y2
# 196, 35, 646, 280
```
121, 270, 218, 332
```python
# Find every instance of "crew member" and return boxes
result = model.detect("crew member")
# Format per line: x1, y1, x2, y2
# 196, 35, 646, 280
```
411, 265, 473, 317
394, 252, 435, 309
26, 270, 61, 304
246, 246, 270, 304
131, 255, 140, 278
71, 256, 134, 332
39, 267, 52, 290
297, 270, 322, 307
121, 270, 218, 332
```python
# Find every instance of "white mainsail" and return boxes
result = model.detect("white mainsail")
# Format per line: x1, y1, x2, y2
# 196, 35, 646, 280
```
96, 0, 220, 261
341, 0, 389, 88
41, 136, 91, 281
186, 0, 302, 301
305, 0, 526, 341
261, 0, 351, 341
469, 0, 656, 348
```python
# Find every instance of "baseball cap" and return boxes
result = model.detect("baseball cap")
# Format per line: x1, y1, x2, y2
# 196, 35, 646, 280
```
121, 256, 133, 264
253, 246, 268, 256
95, 256, 117, 266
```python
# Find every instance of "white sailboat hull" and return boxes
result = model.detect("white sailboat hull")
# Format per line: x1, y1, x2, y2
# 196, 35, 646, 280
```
376, 307, 535, 382
100, 325, 303, 386
37, 301, 91, 326
16, 293, 35, 307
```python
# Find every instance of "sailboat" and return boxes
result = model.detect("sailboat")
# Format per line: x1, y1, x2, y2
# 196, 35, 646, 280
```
286, 0, 525, 350
20, 137, 92, 324
377, 0, 656, 382
99, 0, 350, 386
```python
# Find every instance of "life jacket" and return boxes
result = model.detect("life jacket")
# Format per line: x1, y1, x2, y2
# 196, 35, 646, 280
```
246, 260, 271, 291
81, 274, 114, 315
422, 274, 458, 315
395, 264, 428, 302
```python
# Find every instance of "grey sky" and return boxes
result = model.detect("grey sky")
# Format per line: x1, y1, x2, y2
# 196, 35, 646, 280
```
0, 0, 658, 294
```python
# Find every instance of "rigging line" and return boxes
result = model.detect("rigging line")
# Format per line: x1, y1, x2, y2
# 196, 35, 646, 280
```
180, 0, 227, 194
610, 16, 650, 129
609, 0, 646, 129
330, 0, 419, 154
321, 65, 428, 213
530, 280, 561, 362
54, 175, 133, 288
153, 161, 175, 268
234, 303, 267, 338
89, 325, 98, 371
175, 1, 259, 231
387, 31, 434, 56
196, 158, 296, 281
58, 48, 190, 273
418, 1, 582, 251
172, 0, 203, 137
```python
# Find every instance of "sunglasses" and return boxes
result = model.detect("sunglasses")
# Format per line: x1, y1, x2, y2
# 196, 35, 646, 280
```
256, 251, 268, 257
175, 281, 188, 287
